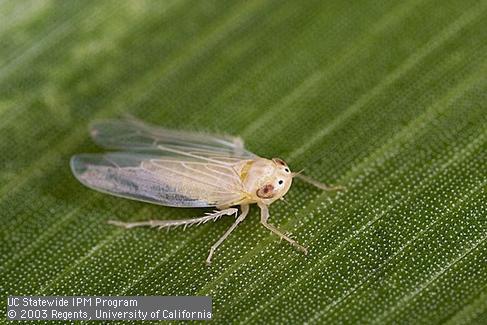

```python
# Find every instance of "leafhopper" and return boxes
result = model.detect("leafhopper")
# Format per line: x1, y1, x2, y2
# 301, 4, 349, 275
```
71, 117, 344, 264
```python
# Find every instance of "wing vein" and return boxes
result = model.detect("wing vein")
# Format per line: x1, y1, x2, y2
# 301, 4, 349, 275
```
146, 160, 234, 194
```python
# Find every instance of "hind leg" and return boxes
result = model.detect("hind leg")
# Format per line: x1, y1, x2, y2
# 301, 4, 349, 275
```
108, 208, 239, 230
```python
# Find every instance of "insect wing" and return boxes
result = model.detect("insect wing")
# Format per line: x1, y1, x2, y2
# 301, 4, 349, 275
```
70, 152, 244, 208
90, 117, 257, 159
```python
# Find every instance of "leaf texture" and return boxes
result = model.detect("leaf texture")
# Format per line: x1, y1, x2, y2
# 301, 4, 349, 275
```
0, 0, 486, 323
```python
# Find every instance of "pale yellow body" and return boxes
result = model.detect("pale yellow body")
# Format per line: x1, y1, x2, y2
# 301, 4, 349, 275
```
219, 157, 294, 207
72, 117, 343, 265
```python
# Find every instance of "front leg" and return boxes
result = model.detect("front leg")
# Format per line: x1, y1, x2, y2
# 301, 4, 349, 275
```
258, 202, 308, 255
206, 204, 250, 265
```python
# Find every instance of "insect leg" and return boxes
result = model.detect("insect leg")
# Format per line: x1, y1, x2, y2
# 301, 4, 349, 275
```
108, 208, 238, 230
257, 203, 308, 255
206, 204, 249, 265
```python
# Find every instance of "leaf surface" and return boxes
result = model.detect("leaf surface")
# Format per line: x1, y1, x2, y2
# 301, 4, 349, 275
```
1, 0, 486, 323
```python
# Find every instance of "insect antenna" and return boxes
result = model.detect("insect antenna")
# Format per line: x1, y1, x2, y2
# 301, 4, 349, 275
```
293, 172, 346, 192
291, 168, 305, 177
289, 145, 346, 191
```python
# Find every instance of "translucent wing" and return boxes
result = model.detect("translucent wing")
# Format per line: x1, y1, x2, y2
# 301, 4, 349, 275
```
90, 117, 258, 160
70, 152, 246, 208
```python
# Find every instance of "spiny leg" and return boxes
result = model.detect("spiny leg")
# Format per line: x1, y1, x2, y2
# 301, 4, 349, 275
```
108, 208, 238, 230
257, 203, 308, 254
206, 204, 249, 265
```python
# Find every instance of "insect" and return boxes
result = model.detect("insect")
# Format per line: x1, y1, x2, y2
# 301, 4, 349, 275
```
71, 117, 344, 265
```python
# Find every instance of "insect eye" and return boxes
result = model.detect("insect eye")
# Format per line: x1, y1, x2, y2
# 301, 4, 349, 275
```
273, 158, 287, 166
278, 180, 284, 185
257, 184, 275, 198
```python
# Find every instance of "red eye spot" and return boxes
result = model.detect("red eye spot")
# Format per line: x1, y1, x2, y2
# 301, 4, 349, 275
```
257, 184, 274, 198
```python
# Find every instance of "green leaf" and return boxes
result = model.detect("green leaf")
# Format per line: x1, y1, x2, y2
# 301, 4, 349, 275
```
1, 0, 486, 323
